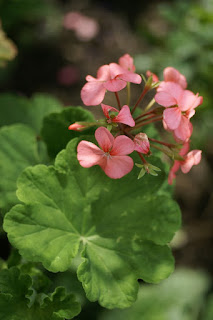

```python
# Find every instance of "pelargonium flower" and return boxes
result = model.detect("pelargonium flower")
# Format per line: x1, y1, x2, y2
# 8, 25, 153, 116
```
118, 53, 136, 72
168, 142, 202, 184
134, 133, 150, 154
163, 67, 187, 89
77, 127, 135, 179
101, 103, 135, 127
81, 59, 141, 106
155, 82, 203, 141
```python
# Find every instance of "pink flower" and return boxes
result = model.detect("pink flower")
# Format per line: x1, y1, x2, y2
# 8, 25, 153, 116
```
163, 67, 187, 89
134, 133, 150, 154
68, 123, 86, 131
155, 82, 203, 141
118, 53, 136, 72
77, 127, 135, 179
81, 61, 141, 106
101, 103, 135, 127
168, 143, 202, 184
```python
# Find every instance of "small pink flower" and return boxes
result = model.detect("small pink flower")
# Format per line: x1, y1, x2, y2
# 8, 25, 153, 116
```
180, 150, 202, 173
155, 82, 203, 141
134, 133, 150, 154
81, 60, 141, 106
77, 127, 135, 179
118, 53, 136, 72
101, 103, 135, 127
146, 70, 159, 83
163, 67, 187, 89
68, 123, 86, 131
168, 143, 202, 184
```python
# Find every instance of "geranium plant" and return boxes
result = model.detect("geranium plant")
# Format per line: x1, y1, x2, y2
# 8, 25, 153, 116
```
0, 53, 203, 319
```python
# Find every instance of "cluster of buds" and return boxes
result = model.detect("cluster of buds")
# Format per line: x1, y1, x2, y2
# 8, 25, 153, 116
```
68, 54, 203, 184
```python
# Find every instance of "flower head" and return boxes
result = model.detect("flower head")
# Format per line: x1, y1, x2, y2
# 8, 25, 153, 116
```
77, 127, 135, 178
81, 57, 141, 106
155, 82, 203, 141
168, 142, 202, 184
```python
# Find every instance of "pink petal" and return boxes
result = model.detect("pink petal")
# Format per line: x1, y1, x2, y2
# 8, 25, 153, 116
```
174, 116, 192, 142
157, 82, 183, 101
81, 81, 106, 106
114, 105, 135, 127
109, 63, 126, 78
163, 107, 181, 130
96, 64, 111, 81
101, 155, 134, 179
77, 141, 104, 167
168, 161, 180, 185
155, 91, 178, 107
179, 142, 190, 156
181, 150, 202, 173
118, 53, 135, 72
104, 78, 127, 92
191, 150, 202, 165
163, 67, 187, 89
178, 90, 196, 111
110, 134, 135, 156
101, 103, 118, 119
95, 127, 114, 152
119, 72, 142, 84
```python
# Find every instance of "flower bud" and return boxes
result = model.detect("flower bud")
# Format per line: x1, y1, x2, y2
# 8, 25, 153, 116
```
134, 133, 150, 154
68, 122, 86, 131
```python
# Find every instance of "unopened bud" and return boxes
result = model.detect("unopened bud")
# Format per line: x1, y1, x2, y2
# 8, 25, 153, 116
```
134, 133, 150, 154
68, 122, 86, 131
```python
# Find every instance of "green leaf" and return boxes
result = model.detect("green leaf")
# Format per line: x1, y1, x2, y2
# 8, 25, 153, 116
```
4, 138, 181, 308
92, 195, 180, 245
0, 93, 62, 133
41, 106, 95, 158
100, 268, 210, 320
203, 294, 213, 320
0, 267, 81, 320
0, 124, 48, 212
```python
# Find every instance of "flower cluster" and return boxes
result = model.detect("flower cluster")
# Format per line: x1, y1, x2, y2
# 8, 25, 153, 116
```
69, 54, 203, 184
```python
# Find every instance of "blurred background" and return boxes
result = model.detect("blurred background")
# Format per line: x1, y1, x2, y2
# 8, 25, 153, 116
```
0, 0, 213, 318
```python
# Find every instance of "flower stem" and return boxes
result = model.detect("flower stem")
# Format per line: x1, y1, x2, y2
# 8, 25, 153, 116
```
137, 152, 148, 164
126, 82, 131, 106
134, 109, 156, 121
148, 137, 176, 148
115, 92, 121, 110
144, 98, 156, 112
131, 86, 149, 115
135, 113, 158, 124
127, 116, 163, 131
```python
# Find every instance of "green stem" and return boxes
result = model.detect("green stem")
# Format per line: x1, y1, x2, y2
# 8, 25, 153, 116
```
144, 97, 156, 112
